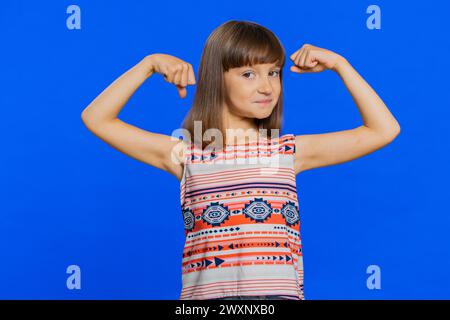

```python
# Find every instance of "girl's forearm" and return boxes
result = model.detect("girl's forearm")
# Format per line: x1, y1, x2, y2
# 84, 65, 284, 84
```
333, 57, 400, 139
81, 55, 155, 125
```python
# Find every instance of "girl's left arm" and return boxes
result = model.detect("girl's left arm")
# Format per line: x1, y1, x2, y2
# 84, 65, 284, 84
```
291, 44, 401, 174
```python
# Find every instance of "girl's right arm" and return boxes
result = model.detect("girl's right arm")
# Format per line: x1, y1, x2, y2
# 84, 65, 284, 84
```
81, 54, 196, 181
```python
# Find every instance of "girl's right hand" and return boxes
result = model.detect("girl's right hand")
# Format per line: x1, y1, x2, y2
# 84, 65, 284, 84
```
146, 53, 196, 99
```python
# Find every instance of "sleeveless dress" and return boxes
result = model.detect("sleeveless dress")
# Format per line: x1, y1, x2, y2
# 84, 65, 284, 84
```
179, 133, 304, 300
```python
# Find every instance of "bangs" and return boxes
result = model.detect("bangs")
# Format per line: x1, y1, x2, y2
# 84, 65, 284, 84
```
222, 24, 285, 71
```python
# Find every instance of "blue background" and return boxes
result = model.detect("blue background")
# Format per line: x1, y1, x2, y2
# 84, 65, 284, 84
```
1, 1, 448, 299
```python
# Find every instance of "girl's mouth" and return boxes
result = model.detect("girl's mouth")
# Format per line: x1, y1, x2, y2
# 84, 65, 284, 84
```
254, 99, 272, 105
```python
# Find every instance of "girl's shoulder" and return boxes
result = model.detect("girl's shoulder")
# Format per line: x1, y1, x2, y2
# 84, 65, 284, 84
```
273, 132, 295, 142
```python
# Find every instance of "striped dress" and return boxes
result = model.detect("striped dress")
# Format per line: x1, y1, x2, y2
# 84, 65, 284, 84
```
179, 133, 304, 300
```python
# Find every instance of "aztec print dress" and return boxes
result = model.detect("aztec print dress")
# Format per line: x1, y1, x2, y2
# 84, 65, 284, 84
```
179, 133, 304, 300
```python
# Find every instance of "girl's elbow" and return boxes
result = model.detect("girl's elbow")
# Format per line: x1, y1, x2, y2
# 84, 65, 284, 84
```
386, 125, 401, 143
81, 109, 100, 131
81, 109, 92, 128
393, 123, 401, 138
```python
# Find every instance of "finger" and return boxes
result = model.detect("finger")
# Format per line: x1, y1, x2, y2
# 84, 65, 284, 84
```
162, 69, 170, 82
305, 48, 319, 68
290, 65, 306, 73
290, 48, 301, 62
310, 64, 323, 72
290, 64, 322, 73
168, 64, 179, 83
177, 85, 187, 98
295, 46, 306, 67
187, 64, 196, 85
310, 60, 319, 68
304, 49, 318, 68
180, 64, 188, 88
165, 66, 175, 83
299, 47, 310, 68
173, 65, 182, 85
293, 47, 304, 65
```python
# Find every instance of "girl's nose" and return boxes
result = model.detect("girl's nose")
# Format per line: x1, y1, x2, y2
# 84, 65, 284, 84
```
258, 80, 272, 93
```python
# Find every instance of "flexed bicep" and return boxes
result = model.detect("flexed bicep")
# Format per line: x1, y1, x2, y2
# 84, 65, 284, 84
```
84, 118, 187, 180
294, 125, 399, 174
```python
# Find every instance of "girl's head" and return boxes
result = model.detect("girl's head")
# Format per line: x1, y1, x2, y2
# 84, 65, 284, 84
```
181, 20, 286, 150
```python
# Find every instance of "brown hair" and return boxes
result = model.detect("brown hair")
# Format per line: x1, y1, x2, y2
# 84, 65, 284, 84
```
181, 20, 286, 150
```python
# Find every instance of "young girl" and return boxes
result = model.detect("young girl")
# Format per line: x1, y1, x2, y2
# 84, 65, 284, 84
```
81, 20, 400, 300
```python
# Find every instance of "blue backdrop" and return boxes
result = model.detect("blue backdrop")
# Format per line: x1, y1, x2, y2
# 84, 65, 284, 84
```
1, 1, 448, 299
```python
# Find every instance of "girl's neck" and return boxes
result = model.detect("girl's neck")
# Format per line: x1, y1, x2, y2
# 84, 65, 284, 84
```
224, 126, 265, 145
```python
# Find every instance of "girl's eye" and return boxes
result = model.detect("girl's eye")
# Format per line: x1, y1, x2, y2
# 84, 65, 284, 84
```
270, 70, 280, 77
242, 70, 280, 79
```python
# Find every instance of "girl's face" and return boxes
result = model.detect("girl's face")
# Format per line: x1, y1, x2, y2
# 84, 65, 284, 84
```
223, 63, 281, 120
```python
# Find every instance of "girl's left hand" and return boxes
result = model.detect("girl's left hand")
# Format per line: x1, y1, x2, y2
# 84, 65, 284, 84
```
289, 44, 344, 73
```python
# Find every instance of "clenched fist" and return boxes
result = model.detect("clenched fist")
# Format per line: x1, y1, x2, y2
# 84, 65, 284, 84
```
146, 53, 197, 98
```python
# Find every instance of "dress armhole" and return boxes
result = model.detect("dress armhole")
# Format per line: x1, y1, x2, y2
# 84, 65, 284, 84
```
179, 140, 190, 186
291, 134, 297, 155
282, 133, 296, 156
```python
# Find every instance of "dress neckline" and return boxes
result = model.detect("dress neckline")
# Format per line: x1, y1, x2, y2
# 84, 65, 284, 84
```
224, 133, 290, 146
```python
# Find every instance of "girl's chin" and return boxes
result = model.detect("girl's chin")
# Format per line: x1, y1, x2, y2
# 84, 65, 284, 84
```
252, 111, 273, 119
